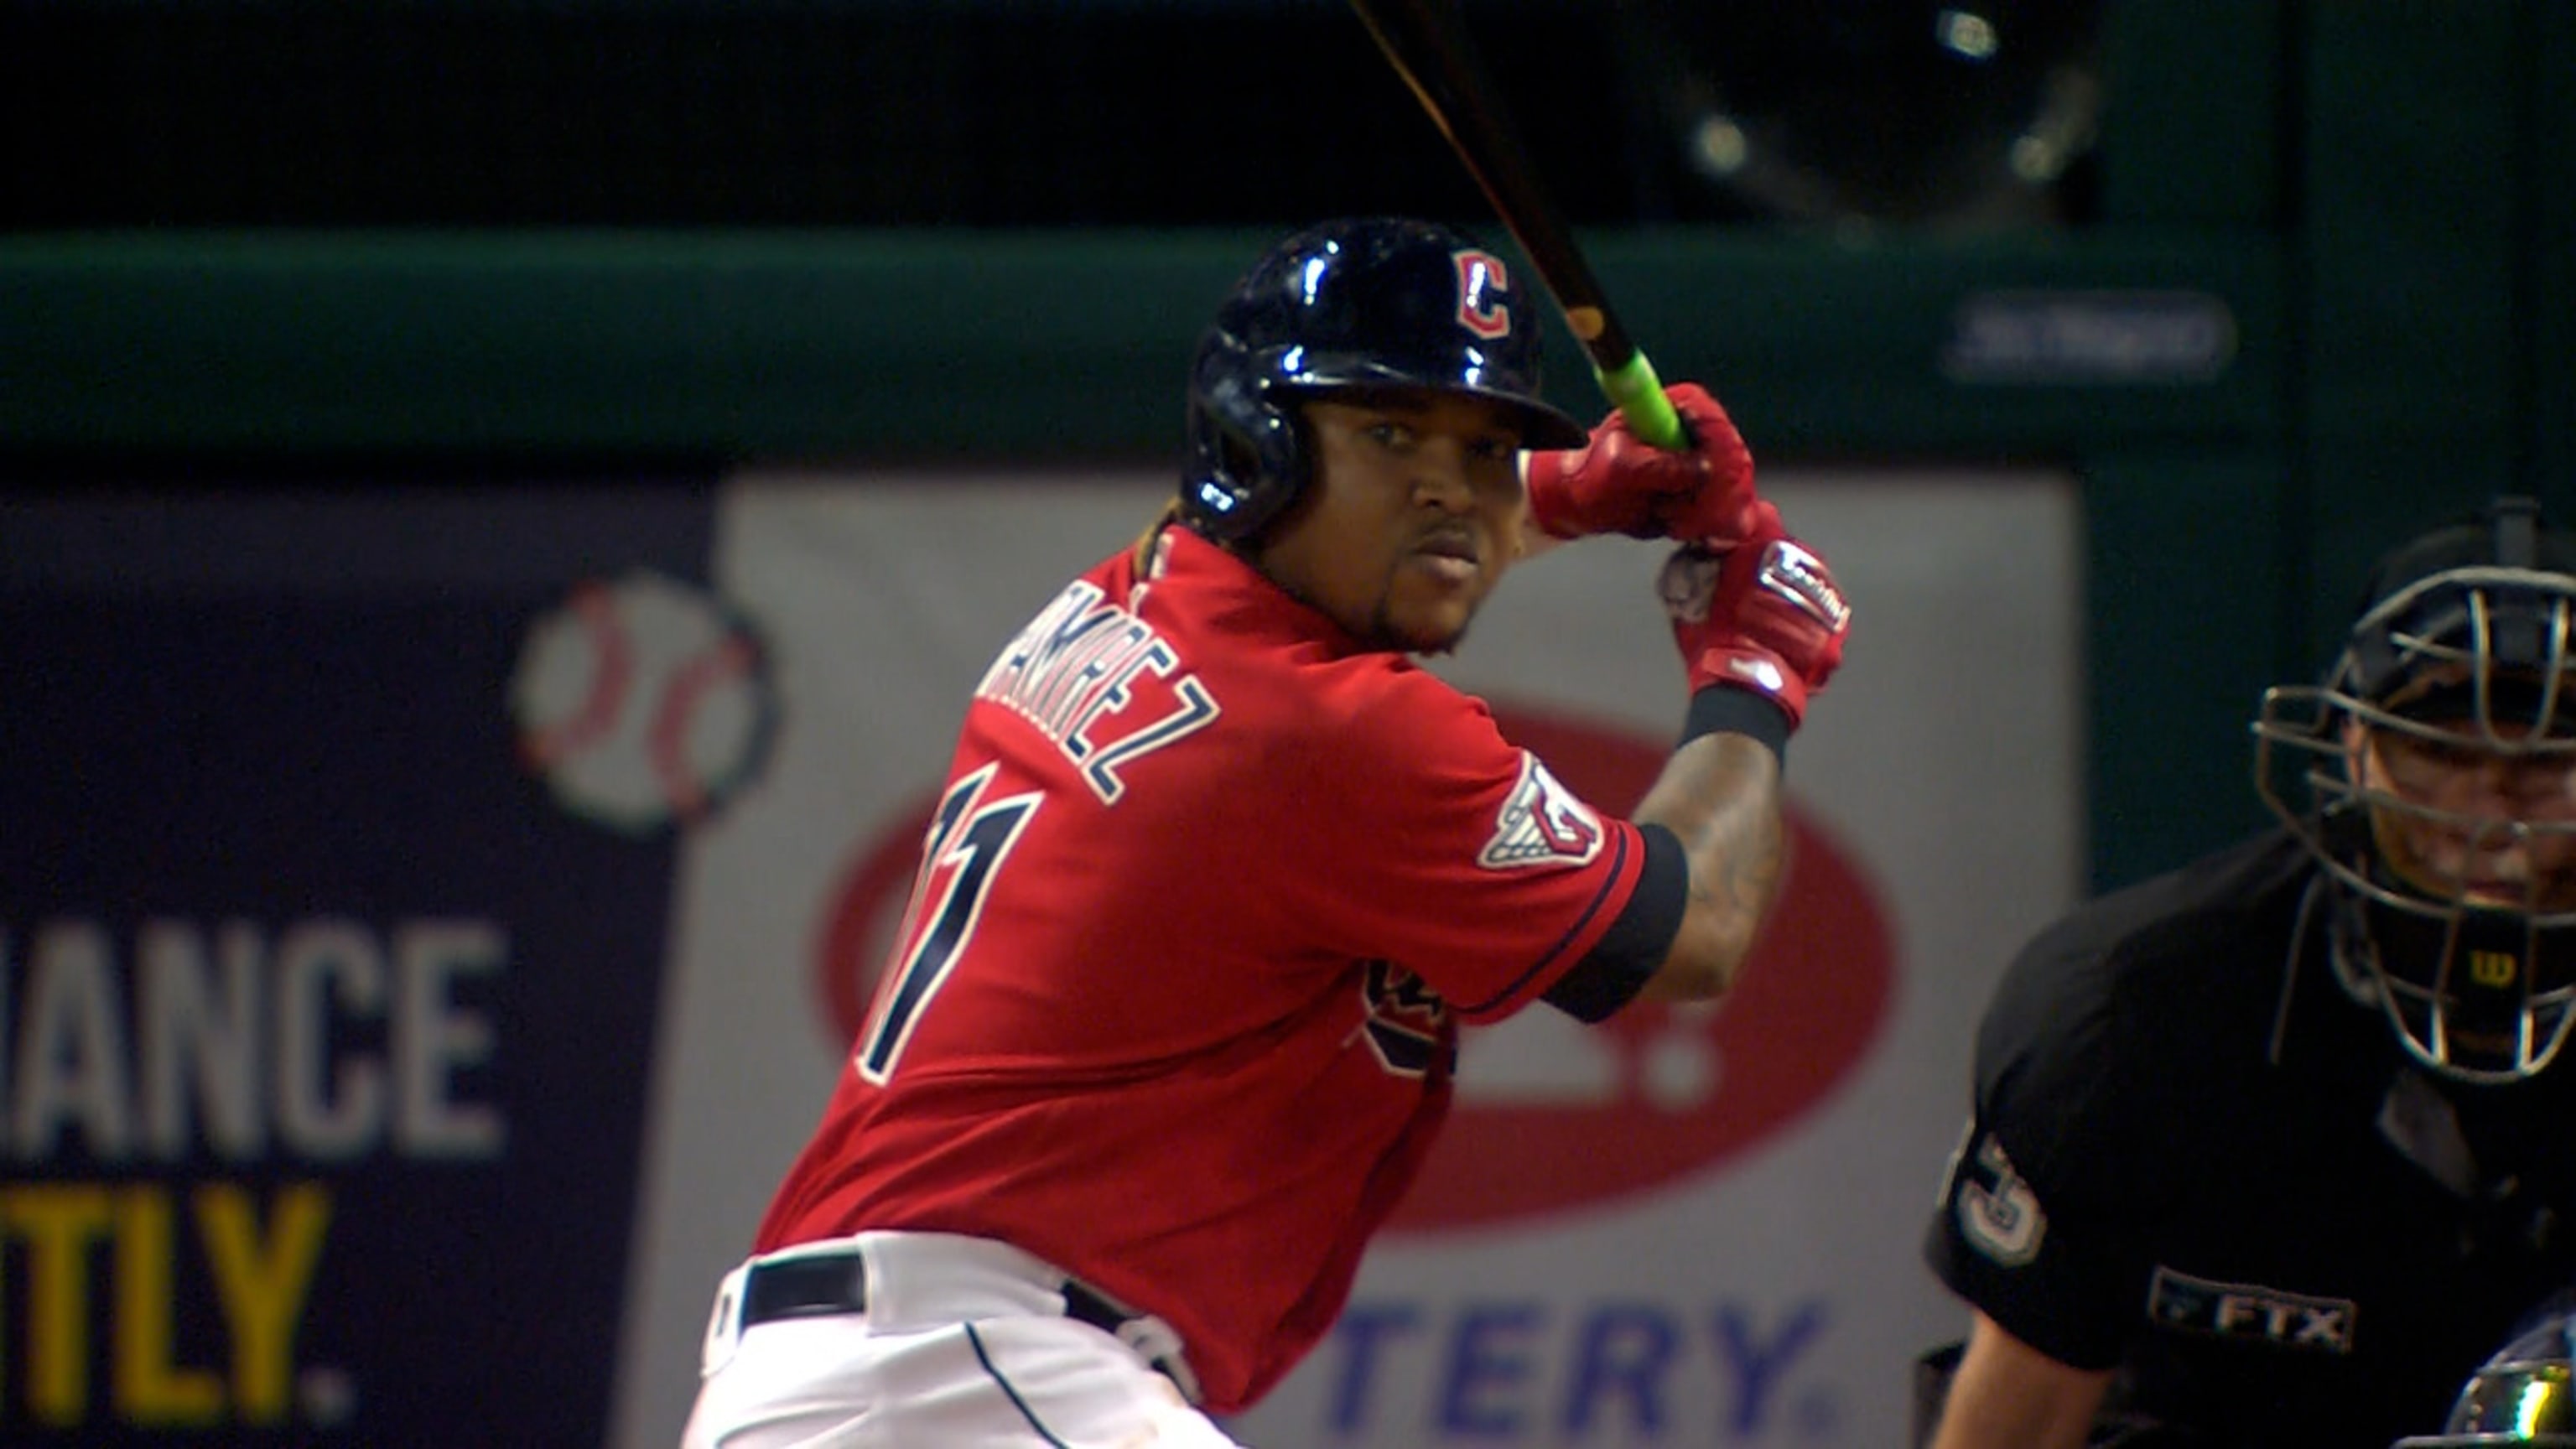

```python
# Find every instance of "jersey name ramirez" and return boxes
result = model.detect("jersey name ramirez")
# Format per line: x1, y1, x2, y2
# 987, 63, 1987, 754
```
974, 580, 1219, 803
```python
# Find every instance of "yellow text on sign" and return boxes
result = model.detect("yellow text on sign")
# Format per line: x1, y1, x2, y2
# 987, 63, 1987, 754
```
4, 1182, 329, 1427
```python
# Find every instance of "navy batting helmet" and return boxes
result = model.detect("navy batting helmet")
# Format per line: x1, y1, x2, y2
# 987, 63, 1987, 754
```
1178, 216, 1588, 543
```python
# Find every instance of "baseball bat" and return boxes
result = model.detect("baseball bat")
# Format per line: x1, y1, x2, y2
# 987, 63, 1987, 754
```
1345, 0, 1685, 449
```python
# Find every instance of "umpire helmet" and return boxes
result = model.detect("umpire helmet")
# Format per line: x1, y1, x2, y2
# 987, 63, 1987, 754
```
1178, 216, 1588, 543
2391, 1293, 2576, 1446
2255, 496, 2576, 1083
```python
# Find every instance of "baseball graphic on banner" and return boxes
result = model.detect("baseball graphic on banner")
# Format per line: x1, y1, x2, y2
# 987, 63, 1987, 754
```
509, 568, 778, 835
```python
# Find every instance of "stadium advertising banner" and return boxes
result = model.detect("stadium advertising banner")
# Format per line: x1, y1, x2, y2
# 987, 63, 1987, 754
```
0, 486, 735, 1446
1, 469, 2081, 1447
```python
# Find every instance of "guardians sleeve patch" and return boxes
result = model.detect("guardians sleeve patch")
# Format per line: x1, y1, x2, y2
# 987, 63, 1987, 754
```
1478, 752, 1605, 869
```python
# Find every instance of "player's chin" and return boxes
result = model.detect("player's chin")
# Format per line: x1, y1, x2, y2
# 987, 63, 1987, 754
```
1382, 596, 1478, 655
1377, 559, 1494, 649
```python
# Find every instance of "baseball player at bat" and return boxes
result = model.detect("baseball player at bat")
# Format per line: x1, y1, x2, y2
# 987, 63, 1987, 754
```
681, 216, 1852, 1447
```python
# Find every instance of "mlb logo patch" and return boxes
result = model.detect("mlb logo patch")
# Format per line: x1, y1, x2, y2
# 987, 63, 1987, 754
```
1479, 752, 1603, 869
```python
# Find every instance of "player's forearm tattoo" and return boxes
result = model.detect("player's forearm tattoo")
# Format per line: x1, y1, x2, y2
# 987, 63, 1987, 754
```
1637, 734, 1786, 995
1680, 745, 1785, 907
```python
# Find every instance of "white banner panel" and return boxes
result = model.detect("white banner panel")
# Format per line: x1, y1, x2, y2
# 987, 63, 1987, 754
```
612, 468, 2086, 1449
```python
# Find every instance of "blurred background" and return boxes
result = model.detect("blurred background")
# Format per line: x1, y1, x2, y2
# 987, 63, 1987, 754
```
0, 1, 2569, 1446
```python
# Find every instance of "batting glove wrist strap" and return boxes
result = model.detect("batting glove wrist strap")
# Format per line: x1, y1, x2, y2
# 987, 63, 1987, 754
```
1681, 683, 1792, 764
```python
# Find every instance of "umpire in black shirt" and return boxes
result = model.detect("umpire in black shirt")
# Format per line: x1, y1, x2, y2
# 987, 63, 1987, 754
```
1920, 496, 2576, 1448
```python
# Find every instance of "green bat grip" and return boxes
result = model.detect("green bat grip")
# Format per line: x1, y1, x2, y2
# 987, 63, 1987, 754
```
1592, 351, 1685, 452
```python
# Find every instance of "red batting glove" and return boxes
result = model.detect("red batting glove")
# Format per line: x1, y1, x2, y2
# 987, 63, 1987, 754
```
1658, 501, 1851, 728
1524, 383, 1759, 547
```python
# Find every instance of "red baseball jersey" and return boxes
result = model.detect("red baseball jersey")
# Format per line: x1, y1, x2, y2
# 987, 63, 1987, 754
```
757, 526, 1657, 1411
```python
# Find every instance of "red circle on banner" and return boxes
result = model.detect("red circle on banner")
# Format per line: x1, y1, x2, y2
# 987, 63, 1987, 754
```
813, 699, 1897, 1229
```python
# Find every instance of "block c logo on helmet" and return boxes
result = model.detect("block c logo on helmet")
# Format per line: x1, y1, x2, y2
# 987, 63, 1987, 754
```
1452, 249, 1514, 340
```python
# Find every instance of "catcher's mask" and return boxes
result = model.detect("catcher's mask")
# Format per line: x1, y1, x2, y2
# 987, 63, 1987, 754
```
2255, 496, 2576, 1083
2392, 1296, 2576, 1446
1177, 216, 1587, 545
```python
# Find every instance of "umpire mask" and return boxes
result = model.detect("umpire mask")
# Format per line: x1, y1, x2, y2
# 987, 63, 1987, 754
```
2254, 496, 2576, 1083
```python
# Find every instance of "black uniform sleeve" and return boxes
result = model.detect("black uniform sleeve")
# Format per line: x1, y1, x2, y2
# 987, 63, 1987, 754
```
1922, 926, 2170, 1372
1542, 823, 1687, 1022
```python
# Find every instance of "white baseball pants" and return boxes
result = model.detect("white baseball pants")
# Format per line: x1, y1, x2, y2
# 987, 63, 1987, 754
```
681, 1231, 1249, 1448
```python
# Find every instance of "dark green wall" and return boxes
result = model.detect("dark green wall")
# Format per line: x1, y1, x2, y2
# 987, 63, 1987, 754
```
2299, 1, 2548, 652
1, 0, 2565, 894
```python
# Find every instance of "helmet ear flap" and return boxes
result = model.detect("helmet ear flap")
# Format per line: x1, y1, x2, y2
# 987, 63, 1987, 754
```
1182, 334, 1308, 544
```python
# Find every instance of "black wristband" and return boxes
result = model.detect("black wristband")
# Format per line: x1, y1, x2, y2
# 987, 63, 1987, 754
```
1680, 684, 1791, 765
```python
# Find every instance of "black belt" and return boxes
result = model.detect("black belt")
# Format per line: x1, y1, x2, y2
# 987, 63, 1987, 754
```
739, 1250, 1192, 1395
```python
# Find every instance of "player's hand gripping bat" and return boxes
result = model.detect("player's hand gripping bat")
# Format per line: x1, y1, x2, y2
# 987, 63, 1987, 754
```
1345, 0, 1687, 451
